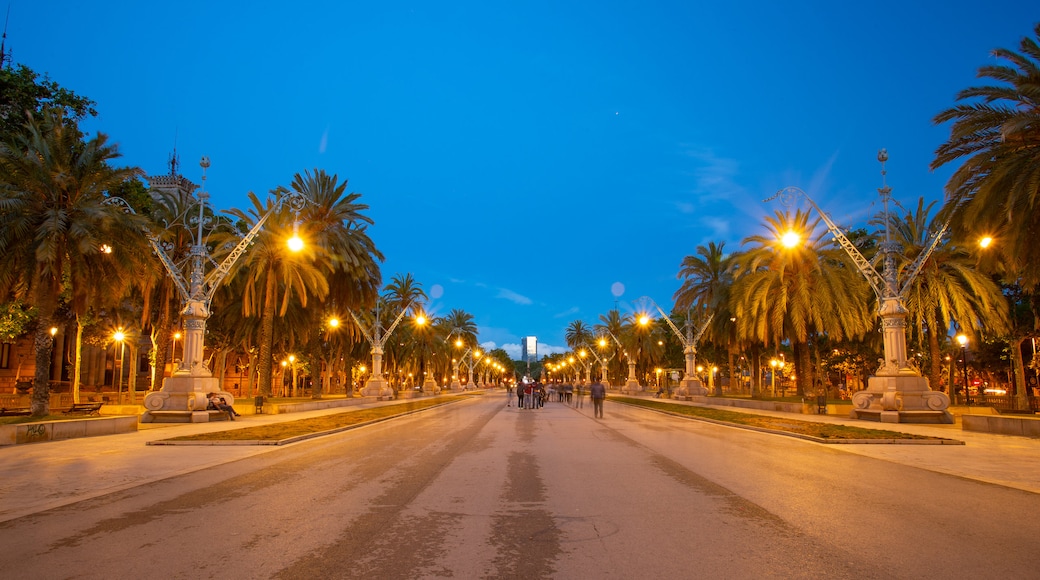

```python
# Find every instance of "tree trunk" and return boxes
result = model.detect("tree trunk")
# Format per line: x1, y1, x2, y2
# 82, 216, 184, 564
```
1012, 336, 1028, 410
257, 270, 278, 397
73, 315, 85, 404
31, 323, 54, 417
793, 341, 812, 397
150, 280, 175, 390
927, 315, 943, 391
128, 344, 139, 403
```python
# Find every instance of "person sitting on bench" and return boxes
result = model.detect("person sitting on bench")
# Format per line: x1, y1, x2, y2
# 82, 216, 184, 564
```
206, 393, 240, 420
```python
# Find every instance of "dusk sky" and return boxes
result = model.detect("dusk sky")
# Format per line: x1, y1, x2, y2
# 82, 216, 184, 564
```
9, 1, 1032, 359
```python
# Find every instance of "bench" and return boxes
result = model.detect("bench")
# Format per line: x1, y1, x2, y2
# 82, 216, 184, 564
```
63, 402, 103, 416
0, 407, 32, 416
207, 409, 232, 421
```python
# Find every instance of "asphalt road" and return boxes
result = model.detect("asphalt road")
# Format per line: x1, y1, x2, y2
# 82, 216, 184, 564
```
2, 395, 1038, 579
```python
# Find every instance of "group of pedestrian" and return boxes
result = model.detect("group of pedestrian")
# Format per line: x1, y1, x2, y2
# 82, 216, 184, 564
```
517, 381, 547, 409
509, 379, 607, 418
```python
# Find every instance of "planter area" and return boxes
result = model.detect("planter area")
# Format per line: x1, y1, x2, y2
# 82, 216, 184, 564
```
0, 415, 138, 446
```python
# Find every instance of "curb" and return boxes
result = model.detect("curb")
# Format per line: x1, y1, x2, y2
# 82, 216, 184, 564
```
147, 397, 467, 446
614, 400, 965, 445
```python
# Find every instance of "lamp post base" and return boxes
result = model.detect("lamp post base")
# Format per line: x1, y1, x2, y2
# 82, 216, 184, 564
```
673, 378, 707, 399
850, 375, 953, 424
622, 379, 643, 394
140, 374, 230, 423
361, 376, 395, 399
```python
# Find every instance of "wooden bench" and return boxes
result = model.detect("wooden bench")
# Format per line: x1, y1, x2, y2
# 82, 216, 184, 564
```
62, 402, 103, 416
0, 407, 32, 416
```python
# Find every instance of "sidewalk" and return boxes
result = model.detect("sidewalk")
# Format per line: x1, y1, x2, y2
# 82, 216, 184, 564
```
0, 396, 405, 523
628, 395, 1040, 495
1, 392, 1038, 525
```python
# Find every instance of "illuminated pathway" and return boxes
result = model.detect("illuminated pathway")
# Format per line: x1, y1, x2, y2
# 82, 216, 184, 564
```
1, 395, 1038, 578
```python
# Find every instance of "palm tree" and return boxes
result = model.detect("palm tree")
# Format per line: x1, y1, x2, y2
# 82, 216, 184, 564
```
441, 308, 478, 346
731, 210, 874, 395
225, 192, 330, 397
880, 198, 1010, 390
931, 23, 1040, 292
595, 309, 626, 385
674, 241, 732, 312
565, 320, 593, 350
288, 169, 383, 398
0, 110, 150, 415
674, 241, 740, 390
384, 273, 426, 312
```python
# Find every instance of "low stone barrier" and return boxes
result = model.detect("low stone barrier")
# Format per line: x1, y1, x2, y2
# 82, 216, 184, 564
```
0, 415, 138, 446
962, 414, 1040, 437
691, 395, 812, 414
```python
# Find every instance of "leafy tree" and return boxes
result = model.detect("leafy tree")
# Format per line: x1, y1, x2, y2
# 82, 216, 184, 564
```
730, 210, 874, 395
0, 64, 96, 138
931, 23, 1040, 294
224, 192, 329, 397
0, 110, 150, 415
878, 198, 1010, 389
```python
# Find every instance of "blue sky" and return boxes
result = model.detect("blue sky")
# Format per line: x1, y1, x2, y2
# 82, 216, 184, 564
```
10, 1, 1033, 358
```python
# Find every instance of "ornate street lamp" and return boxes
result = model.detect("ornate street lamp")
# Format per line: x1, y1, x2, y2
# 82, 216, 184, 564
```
349, 300, 420, 398
766, 150, 953, 423
643, 296, 713, 398
107, 157, 311, 421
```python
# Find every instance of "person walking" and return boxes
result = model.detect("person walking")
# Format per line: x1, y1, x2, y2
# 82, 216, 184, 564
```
589, 379, 606, 418
574, 383, 584, 408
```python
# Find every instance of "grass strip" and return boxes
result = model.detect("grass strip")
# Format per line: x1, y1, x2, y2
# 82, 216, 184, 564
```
614, 397, 954, 442
162, 397, 460, 442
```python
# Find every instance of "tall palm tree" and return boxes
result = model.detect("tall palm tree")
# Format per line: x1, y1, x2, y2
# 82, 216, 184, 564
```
0, 109, 150, 415
441, 308, 478, 346
731, 210, 874, 395
225, 192, 330, 397
287, 169, 383, 313
674, 241, 732, 312
565, 320, 593, 350
931, 23, 1040, 292
288, 169, 383, 397
384, 273, 426, 313
880, 198, 1010, 389
595, 309, 626, 384
674, 241, 740, 388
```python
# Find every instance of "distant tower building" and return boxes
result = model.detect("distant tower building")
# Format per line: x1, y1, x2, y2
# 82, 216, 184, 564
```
146, 149, 199, 200
521, 336, 538, 364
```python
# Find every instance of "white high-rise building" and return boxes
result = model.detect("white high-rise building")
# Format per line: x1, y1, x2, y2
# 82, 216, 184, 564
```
521, 336, 538, 364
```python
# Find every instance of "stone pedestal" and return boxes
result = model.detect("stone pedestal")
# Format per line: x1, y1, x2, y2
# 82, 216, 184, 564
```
850, 374, 953, 424
422, 377, 440, 395
673, 377, 707, 398
361, 376, 395, 398
141, 374, 231, 423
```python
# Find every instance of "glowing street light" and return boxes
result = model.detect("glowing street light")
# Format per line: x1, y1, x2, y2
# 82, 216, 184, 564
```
956, 333, 970, 405
780, 230, 801, 248
287, 233, 305, 252
113, 329, 126, 403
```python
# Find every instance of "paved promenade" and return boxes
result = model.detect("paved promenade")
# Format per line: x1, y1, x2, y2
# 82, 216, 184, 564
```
1, 391, 1038, 525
